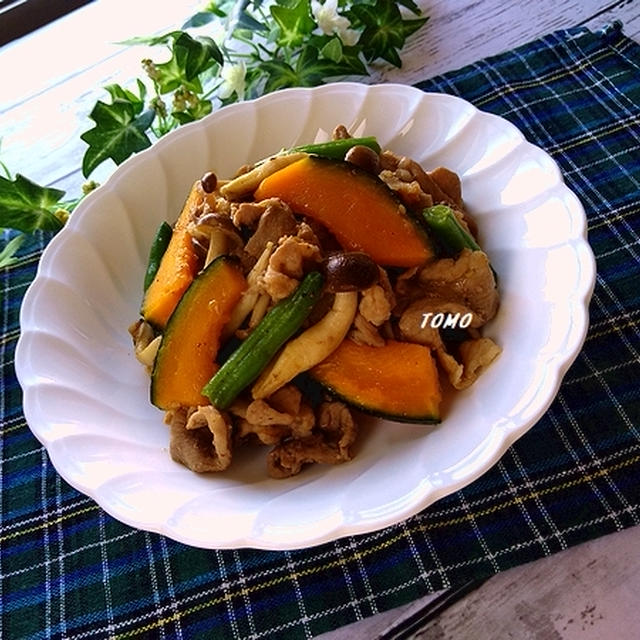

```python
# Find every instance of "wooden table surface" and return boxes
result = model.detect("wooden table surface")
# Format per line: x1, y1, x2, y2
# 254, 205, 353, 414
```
2, 1, 639, 638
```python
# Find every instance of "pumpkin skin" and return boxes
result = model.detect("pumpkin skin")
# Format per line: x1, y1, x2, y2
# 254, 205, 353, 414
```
254, 156, 433, 268
310, 339, 442, 423
150, 255, 247, 410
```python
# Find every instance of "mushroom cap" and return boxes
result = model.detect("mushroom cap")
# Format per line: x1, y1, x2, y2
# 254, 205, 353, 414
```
322, 251, 379, 292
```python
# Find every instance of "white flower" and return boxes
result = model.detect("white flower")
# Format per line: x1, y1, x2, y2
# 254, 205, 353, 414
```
311, 0, 359, 47
218, 61, 246, 101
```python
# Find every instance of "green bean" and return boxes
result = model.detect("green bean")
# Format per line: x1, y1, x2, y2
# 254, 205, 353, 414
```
292, 136, 381, 159
143, 221, 173, 291
422, 204, 497, 281
421, 204, 481, 255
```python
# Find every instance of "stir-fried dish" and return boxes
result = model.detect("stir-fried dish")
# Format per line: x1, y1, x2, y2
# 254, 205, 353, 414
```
129, 126, 501, 478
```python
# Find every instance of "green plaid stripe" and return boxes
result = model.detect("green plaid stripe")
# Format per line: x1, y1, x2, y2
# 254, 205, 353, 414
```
2, 21, 640, 640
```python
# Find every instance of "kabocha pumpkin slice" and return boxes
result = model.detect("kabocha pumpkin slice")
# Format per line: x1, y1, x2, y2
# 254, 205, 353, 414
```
310, 339, 442, 423
151, 255, 247, 410
253, 156, 433, 268
141, 181, 202, 329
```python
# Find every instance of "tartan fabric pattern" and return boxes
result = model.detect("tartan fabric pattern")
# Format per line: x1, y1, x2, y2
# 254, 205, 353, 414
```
1, 21, 640, 640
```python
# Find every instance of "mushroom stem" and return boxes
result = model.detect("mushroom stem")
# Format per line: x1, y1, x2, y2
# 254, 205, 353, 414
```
222, 242, 274, 339
220, 152, 307, 200
205, 228, 227, 267
136, 335, 161, 371
249, 292, 271, 328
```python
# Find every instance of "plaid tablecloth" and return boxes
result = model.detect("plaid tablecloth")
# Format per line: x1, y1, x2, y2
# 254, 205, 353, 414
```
2, 20, 640, 640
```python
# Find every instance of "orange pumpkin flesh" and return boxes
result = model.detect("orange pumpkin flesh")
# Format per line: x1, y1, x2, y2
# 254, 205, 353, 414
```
151, 256, 247, 410
310, 339, 441, 423
141, 181, 202, 329
253, 156, 433, 268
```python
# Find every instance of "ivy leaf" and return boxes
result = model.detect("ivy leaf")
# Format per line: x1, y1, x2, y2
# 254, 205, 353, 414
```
182, 12, 217, 28
348, 0, 428, 66
270, 0, 315, 48
105, 80, 146, 114
310, 35, 368, 74
80, 87, 155, 177
259, 58, 298, 93
154, 32, 223, 93
260, 44, 361, 92
320, 36, 343, 63
0, 233, 26, 268
0, 174, 65, 233
400, 15, 429, 39
189, 35, 224, 70
297, 45, 363, 84
117, 31, 183, 47
237, 8, 269, 33
396, 0, 421, 14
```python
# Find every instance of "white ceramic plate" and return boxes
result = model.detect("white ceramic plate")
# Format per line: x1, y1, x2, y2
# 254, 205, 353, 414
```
15, 83, 595, 550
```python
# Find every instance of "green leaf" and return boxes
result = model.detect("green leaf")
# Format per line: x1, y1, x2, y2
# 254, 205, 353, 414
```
337, 45, 368, 75
0, 233, 26, 267
117, 31, 183, 47
260, 58, 299, 93
154, 32, 223, 93
320, 36, 343, 63
396, 0, 421, 14
348, 0, 428, 66
182, 12, 216, 28
310, 35, 368, 74
260, 44, 361, 92
401, 15, 429, 39
237, 9, 268, 33
104, 80, 146, 114
0, 174, 65, 233
80, 92, 155, 177
270, 0, 315, 47
297, 45, 357, 84
183, 12, 215, 28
